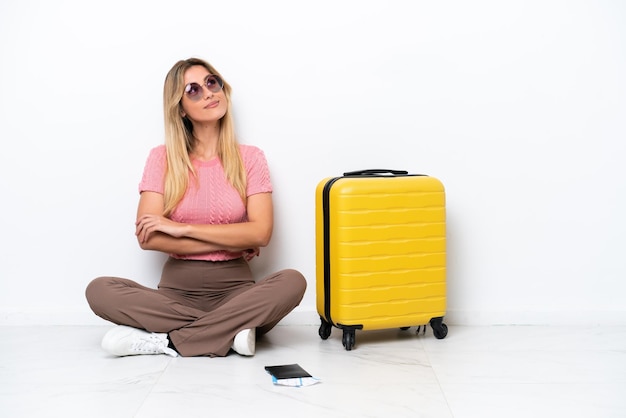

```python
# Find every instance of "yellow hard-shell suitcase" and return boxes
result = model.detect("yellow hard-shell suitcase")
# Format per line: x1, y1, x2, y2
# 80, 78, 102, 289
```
316, 169, 448, 350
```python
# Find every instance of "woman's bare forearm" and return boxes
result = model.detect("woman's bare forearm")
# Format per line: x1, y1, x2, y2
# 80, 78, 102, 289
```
138, 232, 227, 254
181, 221, 271, 249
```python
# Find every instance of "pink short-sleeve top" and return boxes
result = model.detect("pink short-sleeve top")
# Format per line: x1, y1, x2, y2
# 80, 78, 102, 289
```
138, 144, 272, 261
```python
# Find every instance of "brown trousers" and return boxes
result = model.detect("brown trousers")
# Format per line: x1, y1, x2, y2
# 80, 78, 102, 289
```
85, 257, 307, 357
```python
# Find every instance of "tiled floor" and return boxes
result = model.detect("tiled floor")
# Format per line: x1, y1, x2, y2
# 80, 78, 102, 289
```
2, 324, 625, 417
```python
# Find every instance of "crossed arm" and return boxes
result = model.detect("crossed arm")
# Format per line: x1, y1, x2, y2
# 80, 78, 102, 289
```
135, 191, 273, 258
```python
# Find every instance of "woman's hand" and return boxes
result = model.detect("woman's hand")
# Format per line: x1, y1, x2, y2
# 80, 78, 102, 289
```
135, 214, 188, 243
243, 247, 260, 261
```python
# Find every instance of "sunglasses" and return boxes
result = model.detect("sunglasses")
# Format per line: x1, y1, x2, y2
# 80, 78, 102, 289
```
184, 74, 224, 101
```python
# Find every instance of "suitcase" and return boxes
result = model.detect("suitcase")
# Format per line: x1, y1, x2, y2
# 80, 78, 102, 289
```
316, 169, 448, 350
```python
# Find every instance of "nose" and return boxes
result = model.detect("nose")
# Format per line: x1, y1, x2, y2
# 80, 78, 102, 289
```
202, 87, 214, 99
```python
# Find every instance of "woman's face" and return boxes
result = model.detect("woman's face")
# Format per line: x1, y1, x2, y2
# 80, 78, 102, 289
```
180, 65, 228, 124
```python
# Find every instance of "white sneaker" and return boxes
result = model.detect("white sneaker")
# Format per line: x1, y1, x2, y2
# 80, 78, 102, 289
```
232, 328, 256, 356
101, 325, 178, 357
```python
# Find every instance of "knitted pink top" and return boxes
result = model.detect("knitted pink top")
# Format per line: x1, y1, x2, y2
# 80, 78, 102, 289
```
138, 144, 273, 261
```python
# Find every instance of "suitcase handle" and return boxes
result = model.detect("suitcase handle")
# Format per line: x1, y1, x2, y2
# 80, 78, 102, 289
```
343, 169, 409, 176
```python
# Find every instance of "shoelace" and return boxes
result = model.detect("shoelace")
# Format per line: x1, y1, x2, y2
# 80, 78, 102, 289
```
129, 333, 178, 357
130, 334, 167, 354
127, 332, 179, 357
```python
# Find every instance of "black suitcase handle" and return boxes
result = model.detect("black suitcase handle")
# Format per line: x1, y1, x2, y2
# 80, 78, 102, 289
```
343, 169, 409, 176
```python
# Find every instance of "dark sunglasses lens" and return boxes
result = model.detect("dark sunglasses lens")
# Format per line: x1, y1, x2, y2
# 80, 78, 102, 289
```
185, 83, 203, 100
206, 75, 223, 92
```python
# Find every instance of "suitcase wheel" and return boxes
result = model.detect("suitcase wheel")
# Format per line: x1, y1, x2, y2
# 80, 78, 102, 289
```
318, 317, 332, 340
430, 317, 448, 339
342, 329, 356, 351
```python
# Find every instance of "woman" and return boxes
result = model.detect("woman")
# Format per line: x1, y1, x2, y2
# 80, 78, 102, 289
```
85, 58, 307, 357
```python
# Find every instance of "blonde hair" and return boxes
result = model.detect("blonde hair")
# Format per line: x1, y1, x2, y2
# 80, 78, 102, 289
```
162, 58, 246, 216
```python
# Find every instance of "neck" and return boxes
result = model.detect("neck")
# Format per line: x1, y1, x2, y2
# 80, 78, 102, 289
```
191, 139, 218, 161
190, 122, 220, 161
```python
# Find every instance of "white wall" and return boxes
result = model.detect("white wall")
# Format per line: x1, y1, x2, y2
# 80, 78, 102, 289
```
1, 0, 624, 326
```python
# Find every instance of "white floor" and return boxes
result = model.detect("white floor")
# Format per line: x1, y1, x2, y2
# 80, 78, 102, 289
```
2, 324, 625, 418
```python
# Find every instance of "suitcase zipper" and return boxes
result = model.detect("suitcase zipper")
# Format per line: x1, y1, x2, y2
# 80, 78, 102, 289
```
321, 176, 343, 326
